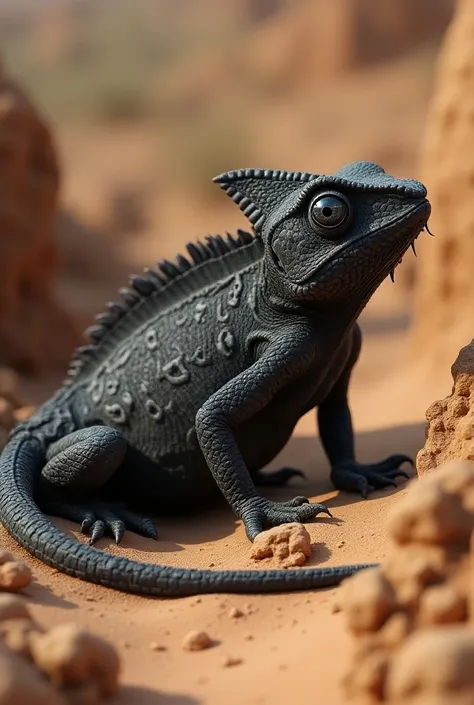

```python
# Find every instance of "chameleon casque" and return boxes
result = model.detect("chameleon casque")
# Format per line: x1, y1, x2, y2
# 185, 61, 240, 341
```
0, 161, 431, 596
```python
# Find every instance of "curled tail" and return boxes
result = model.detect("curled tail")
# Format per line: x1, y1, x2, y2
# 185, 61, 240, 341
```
0, 432, 376, 596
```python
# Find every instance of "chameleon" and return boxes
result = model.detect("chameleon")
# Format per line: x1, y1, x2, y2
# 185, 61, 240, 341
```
0, 160, 431, 597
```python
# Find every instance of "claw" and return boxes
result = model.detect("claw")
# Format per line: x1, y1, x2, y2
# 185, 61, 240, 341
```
358, 478, 370, 499
89, 520, 106, 545
285, 495, 310, 507
142, 519, 158, 540
81, 513, 95, 533
411, 241, 417, 256
317, 505, 332, 518
390, 269, 395, 283
425, 223, 435, 236
109, 520, 126, 544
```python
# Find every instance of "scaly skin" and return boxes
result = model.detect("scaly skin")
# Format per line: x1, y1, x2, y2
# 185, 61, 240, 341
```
0, 161, 430, 596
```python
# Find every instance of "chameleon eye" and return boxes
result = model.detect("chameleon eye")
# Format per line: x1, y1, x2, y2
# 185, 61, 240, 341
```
308, 192, 352, 237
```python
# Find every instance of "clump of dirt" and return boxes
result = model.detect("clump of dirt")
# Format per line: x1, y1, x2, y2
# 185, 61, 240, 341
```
0, 550, 31, 593
339, 459, 474, 702
0, 60, 79, 374
250, 522, 312, 568
410, 0, 474, 373
0, 367, 34, 450
417, 340, 474, 475
0, 593, 120, 704
182, 631, 213, 652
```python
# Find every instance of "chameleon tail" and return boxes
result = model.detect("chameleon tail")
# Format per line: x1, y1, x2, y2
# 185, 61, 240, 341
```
0, 432, 376, 596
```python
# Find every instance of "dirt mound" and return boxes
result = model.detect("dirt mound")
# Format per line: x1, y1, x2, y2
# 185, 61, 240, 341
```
0, 595, 120, 705
340, 459, 474, 703
250, 523, 312, 568
410, 0, 474, 373
0, 61, 78, 373
0, 548, 120, 705
417, 340, 474, 475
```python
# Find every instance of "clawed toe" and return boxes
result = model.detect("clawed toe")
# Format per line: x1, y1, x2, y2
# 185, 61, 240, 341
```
38, 497, 157, 544
331, 455, 413, 498
82, 504, 157, 544
240, 495, 331, 540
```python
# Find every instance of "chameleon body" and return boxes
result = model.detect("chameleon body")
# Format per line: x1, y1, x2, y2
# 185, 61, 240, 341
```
0, 161, 430, 596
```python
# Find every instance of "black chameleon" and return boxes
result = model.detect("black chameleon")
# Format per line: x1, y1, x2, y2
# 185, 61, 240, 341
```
0, 161, 431, 596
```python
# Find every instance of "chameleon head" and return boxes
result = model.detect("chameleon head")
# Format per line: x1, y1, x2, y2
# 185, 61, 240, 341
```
214, 161, 431, 306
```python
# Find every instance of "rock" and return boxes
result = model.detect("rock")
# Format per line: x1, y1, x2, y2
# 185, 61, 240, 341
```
377, 613, 412, 650
0, 643, 65, 705
382, 544, 448, 610
30, 624, 120, 697
386, 627, 474, 700
0, 618, 41, 657
228, 607, 244, 619
418, 343, 474, 473
417, 583, 467, 626
0, 561, 32, 592
221, 655, 243, 667
0, 61, 78, 374
250, 522, 312, 568
387, 469, 474, 547
339, 568, 397, 634
410, 0, 474, 373
343, 647, 389, 702
0, 551, 32, 592
181, 630, 212, 652
149, 642, 167, 652
342, 459, 474, 701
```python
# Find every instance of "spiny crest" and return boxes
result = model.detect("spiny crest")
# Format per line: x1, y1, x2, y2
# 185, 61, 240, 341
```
213, 168, 315, 233
64, 229, 256, 384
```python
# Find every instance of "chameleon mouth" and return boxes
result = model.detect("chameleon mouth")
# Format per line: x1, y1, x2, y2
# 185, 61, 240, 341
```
297, 200, 431, 288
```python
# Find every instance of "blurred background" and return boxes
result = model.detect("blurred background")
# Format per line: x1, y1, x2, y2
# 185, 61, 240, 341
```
0, 0, 470, 430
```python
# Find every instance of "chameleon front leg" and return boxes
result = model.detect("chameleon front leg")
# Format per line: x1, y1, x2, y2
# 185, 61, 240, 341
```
317, 327, 412, 497
37, 426, 157, 544
195, 337, 331, 540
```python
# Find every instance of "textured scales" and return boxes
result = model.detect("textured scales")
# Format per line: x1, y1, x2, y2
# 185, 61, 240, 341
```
0, 161, 431, 596
67, 228, 256, 384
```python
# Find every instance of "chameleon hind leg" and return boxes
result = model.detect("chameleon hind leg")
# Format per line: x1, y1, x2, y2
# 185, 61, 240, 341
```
37, 426, 157, 544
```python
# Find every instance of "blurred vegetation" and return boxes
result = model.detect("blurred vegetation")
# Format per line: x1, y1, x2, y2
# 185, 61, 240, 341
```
0, 0, 453, 200
0, 0, 248, 123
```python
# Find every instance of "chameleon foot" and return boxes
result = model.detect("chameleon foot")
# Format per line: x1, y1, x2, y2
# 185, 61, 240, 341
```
40, 499, 158, 544
239, 495, 331, 541
252, 467, 306, 487
331, 455, 413, 499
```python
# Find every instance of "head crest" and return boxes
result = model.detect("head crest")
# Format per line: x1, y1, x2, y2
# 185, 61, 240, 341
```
213, 168, 315, 233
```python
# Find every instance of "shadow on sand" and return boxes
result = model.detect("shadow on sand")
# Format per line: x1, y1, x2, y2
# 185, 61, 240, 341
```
52, 420, 426, 559
258, 420, 426, 508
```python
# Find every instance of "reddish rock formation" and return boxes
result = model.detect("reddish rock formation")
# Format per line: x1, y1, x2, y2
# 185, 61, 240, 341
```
410, 0, 474, 372
0, 60, 78, 374
340, 460, 474, 703
417, 340, 474, 475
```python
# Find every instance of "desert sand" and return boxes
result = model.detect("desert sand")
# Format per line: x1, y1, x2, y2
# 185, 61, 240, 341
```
0, 293, 446, 705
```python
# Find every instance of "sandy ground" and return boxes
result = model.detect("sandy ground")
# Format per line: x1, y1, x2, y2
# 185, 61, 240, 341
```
0, 287, 452, 705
